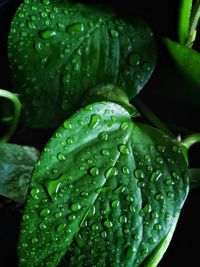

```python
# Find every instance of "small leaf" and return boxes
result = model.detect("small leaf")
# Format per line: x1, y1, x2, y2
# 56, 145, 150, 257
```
163, 38, 200, 87
18, 102, 189, 267
0, 143, 39, 204
8, 0, 155, 128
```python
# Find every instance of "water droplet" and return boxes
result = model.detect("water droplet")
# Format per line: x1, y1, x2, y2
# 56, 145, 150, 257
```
103, 219, 113, 228
165, 212, 171, 220
40, 30, 57, 39
101, 231, 107, 238
172, 172, 179, 179
155, 193, 164, 201
70, 202, 81, 212
39, 223, 47, 230
31, 237, 38, 244
89, 114, 101, 129
141, 248, 149, 255
151, 210, 158, 219
167, 191, 174, 198
66, 137, 73, 144
57, 153, 65, 161
133, 234, 140, 240
125, 245, 136, 260
111, 199, 120, 208
142, 62, 151, 71
89, 167, 99, 177
67, 214, 76, 221
156, 157, 164, 164
144, 154, 151, 163
45, 175, 67, 200
30, 188, 40, 200
165, 179, 175, 185
98, 131, 108, 141
55, 132, 61, 138
147, 165, 153, 172
54, 212, 62, 218
129, 204, 136, 212
120, 122, 129, 131
122, 166, 130, 174
40, 11, 48, 18
118, 144, 129, 155
134, 169, 144, 179
150, 170, 162, 182
129, 53, 140, 66
105, 167, 118, 179
119, 215, 127, 224
173, 144, 181, 153
113, 185, 126, 194
157, 145, 165, 153
148, 237, 156, 244
110, 29, 119, 37
67, 23, 84, 33
101, 149, 110, 156
154, 223, 162, 231
40, 208, 50, 217
56, 223, 66, 233
139, 203, 151, 217
63, 121, 72, 129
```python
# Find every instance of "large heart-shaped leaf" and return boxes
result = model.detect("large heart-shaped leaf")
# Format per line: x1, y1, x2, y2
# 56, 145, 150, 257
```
8, 0, 155, 128
18, 102, 188, 266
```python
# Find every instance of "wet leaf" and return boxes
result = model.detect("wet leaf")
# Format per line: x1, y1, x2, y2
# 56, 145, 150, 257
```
18, 102, 188, 267
8, 0, 155, 128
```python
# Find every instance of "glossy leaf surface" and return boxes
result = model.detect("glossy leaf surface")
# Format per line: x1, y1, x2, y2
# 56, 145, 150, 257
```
0, 143, 39, 203
18, 102, 189, 267
8, 0, 155, 128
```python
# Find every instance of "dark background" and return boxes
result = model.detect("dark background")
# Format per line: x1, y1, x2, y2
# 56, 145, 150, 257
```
0, 0, 199, 266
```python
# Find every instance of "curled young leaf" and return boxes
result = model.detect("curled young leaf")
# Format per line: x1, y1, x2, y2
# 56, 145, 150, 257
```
18, 102, 189, 267
8, 0, 155, 128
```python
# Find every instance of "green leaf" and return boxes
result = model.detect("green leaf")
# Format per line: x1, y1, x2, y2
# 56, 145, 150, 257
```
163, 38, 200, 91
18, 102, 189, 267
8, 0, 155, 128
0, 143, 39, 204
178, 0, 193, 44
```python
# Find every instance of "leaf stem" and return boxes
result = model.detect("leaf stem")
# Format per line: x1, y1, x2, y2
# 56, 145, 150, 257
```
133, 97, 175, 138
181, 132, 200, 149
178, 0, 193, 45
0, 89, 21, 143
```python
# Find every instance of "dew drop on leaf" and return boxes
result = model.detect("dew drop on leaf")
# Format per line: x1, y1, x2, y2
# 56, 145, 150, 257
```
98, 131, 108, 141
70, 202, 81, 212
67, 23, 84, 33
103, 219, 113, 228
134, 169, 144, 179
150, 170, 162, 182
40, 208, 50, 217
118, 144, 129, 155
63, 121, 72, 129
129, 53, 140, 66
89, 167, 99, 177
105, 167, 118, 179
89, 114, 101, 129
118, 215, 127, 224
101, 149, 110, 156
111, 199, 120, 208
30, 188, 40, 200
110, 29, 119, 37
57, 153, 65, 161
40, 30, 57, 39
